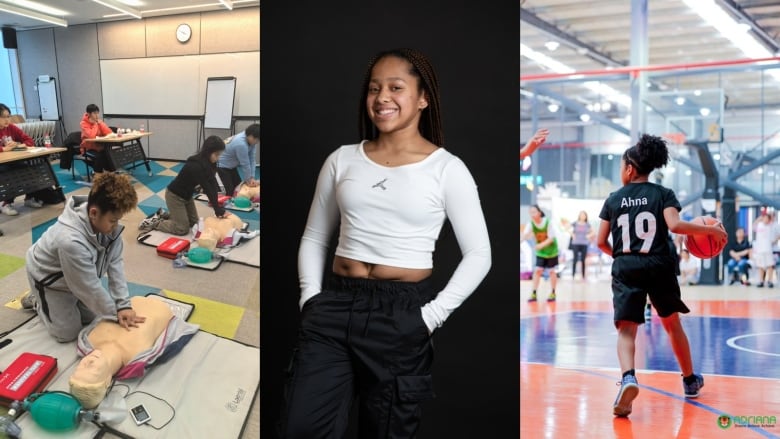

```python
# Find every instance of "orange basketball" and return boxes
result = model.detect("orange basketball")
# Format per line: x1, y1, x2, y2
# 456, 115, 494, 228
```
684, 216, 726, 259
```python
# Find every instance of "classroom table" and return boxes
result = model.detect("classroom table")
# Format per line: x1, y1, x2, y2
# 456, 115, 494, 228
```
0, 147, 67, 201
91, 131, 152, 176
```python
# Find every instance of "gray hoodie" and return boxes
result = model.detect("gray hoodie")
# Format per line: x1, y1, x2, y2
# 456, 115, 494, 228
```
25, 195, 131, 318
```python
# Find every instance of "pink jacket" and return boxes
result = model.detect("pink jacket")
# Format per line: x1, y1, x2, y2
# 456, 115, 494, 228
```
79, 112, 112, 153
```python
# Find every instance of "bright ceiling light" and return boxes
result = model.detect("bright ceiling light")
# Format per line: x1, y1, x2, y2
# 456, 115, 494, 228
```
520, 44, 575, 74
6, 0, 69, 16
544, 41, 560, 51
0, 3, 66, 26
93, 0, 141, 18
700, 107, 711, 116
547, 103, 560, 113
682, 0, 770, 59
602, 101, 612, 112
694, 89, 702, 96
675, 96, 686, 105
580, 114, 591, 122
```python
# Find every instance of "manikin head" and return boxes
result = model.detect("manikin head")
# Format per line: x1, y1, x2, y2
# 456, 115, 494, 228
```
69, 349, 113, 409
237, 184, 260, 201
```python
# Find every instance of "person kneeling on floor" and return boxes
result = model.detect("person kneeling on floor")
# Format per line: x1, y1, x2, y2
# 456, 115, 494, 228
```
24, 172, 146, 342
140, 136, 230, 235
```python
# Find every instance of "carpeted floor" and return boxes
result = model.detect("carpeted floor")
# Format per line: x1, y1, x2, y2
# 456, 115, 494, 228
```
0, 159, 260, 438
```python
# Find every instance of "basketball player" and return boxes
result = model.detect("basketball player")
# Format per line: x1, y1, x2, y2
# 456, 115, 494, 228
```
596, 133, 727, 417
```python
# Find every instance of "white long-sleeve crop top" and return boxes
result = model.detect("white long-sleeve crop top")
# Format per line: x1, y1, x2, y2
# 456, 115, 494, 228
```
298, 141, 491, 332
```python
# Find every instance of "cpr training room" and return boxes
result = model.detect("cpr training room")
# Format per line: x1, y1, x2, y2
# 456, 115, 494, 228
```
0, 1, 260, 438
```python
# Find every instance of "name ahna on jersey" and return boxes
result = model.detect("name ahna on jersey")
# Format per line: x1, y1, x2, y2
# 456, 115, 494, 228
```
620, 196, 648, 208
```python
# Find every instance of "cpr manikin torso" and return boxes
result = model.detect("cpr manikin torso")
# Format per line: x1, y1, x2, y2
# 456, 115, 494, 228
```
69, 296, 198, 408
236, 184, 259, 202
195, 214, 256, 251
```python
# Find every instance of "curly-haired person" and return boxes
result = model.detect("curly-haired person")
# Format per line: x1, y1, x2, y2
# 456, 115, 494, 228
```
24, 172, 146, 342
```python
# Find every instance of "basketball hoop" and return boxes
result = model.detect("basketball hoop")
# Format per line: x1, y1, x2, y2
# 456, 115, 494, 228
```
663, 132, 686, 145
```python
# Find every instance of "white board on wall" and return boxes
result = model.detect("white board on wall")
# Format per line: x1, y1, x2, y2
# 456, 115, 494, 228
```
38, 79, 59, 120
204, 77, 236, 129
100, 52, 259, 116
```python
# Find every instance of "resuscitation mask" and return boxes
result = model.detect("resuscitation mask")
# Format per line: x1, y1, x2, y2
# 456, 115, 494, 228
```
9, 390, 127, 432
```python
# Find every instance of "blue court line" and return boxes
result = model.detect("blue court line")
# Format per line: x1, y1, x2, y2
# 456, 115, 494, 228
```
574, 367, 780, 439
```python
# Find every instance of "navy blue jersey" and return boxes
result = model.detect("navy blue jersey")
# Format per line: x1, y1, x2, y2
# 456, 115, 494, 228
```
599, 182, 681, 258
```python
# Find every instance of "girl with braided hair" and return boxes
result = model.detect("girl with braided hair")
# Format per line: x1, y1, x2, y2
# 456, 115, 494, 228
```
280, 48, 491, 438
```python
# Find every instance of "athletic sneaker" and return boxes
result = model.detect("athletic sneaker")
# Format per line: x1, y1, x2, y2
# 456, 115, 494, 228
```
527, 292, 537, 302
547, 292, 556, 302
1, 203, 18, 216
613, 374, 639, 417
683, 373, 704, 398
138, 216, 161, 232
24, 198, 43, 208
153, 207, 170, 220
20, 292, 36, 310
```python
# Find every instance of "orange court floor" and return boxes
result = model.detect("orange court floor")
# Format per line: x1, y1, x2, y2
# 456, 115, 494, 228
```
520, 272, 780, 439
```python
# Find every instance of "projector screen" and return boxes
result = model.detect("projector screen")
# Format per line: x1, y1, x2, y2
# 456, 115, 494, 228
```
100, 52, 259, 117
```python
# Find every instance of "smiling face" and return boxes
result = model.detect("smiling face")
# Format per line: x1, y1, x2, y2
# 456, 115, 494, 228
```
365, 55, 428, 137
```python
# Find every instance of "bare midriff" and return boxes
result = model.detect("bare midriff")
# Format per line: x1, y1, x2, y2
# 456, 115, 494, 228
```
333, 255, 432, 282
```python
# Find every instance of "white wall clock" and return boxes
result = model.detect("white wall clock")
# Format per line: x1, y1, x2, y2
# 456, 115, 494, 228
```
176, 23, 192, 43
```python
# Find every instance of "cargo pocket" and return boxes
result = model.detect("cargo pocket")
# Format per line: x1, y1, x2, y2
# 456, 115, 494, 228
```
396, 374, 436, 402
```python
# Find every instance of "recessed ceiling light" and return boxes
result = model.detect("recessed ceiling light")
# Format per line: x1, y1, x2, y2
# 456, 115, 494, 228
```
580, 114, 591, 122
544, 41, 560, 51
547, 104, 560, 113
675, 96, 686, 106
700, 107, 711, 116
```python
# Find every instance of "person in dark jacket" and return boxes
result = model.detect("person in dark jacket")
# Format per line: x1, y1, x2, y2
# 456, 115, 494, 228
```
140, 135, 230, 235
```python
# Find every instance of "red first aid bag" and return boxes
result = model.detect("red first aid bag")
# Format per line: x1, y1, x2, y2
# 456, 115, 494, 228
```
157, 237, 190, 259
207, 195, 231, 207
0, 352, 58, 406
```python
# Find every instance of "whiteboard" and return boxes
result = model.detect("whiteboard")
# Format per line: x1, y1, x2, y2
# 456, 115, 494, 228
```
38, 79, 59, 120
100, 52, 259, 117
204, 77, 236, 129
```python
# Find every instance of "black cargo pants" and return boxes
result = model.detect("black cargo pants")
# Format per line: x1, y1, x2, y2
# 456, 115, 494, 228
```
279, 274, 436, 439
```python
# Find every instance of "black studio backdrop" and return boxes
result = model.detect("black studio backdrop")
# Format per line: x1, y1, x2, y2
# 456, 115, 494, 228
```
261, 1, 520, 437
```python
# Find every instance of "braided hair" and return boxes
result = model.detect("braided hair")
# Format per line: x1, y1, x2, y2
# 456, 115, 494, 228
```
358, 48, 444, 146
623, 133, 669, 176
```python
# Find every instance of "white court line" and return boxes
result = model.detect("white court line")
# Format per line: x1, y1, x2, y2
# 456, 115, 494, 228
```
520, 362, 780, 381
726, 331, 780, 357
